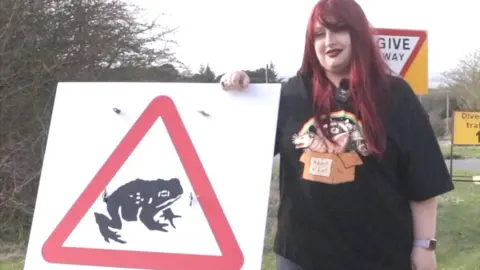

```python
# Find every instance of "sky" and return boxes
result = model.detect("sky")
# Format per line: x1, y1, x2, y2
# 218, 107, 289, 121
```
128, 0, 480, 87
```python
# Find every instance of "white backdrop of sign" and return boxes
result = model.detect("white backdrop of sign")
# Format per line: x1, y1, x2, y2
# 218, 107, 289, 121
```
375, 35, 419, 75
24, 82, 281, 270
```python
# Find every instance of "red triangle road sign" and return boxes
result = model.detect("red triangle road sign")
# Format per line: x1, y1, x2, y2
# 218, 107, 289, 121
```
41, 95, 244, 269
374, 28, 427, 77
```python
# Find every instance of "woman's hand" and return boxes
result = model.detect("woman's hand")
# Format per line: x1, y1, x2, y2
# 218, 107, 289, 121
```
220, 71, 250, 91
411, 247, 437, 270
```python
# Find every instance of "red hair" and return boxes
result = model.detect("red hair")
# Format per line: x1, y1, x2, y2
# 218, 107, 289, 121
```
300, 0, 392, 156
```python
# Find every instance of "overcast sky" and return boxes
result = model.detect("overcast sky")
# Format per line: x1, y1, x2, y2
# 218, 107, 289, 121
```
127, 0, 479, 86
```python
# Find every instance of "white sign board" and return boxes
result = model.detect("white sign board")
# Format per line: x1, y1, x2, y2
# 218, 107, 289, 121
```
375, 35, 419, 75
24, 82, 281, 270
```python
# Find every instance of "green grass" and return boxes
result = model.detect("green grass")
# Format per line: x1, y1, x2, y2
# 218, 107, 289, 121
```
435, 170, 480, 270
441, 145, 480, 159
2, 169, 480, 270
0, 261, 23, 270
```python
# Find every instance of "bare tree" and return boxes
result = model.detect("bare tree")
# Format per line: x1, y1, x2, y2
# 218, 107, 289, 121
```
0, 0, 180, 246
441, 49, 480, 110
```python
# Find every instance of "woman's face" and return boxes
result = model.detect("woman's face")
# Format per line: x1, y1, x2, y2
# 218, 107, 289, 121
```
313, 21, 352, 76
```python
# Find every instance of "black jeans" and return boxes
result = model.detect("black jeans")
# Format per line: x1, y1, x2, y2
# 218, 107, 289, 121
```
276, 255, 305, 270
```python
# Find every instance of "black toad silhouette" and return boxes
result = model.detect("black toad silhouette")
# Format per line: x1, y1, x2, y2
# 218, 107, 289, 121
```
94, 177, 183, 244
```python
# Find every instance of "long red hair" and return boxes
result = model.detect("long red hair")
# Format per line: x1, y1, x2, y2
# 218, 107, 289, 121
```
300, 0, 392, 156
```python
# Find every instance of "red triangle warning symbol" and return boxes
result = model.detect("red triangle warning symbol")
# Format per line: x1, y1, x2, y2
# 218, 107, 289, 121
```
374, 28, 427, 76
41, 95, 244, 270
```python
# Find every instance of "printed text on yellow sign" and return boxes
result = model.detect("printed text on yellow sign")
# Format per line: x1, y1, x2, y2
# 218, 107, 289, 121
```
453, 111, 480, 145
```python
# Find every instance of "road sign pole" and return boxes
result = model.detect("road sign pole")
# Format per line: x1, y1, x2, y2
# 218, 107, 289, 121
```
449, 140, 453, 179
445, 91, 450, 137
265, 63, 269, 84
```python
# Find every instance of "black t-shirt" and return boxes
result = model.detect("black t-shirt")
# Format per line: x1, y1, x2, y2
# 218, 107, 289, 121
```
272, 73, 454, 270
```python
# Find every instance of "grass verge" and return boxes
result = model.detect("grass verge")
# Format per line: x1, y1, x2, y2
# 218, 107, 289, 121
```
0, 261, 23, 270
441, 145, 480, 159
435, 169, 480, 269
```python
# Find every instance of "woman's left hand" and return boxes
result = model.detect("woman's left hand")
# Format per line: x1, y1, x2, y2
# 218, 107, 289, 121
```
411, 247, 437, 270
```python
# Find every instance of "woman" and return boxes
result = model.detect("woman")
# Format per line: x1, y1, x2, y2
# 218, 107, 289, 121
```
220, 0, 454, 269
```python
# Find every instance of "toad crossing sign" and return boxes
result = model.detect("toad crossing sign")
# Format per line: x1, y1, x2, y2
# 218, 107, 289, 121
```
23, 82, 281, 270
374, 28, 428, 95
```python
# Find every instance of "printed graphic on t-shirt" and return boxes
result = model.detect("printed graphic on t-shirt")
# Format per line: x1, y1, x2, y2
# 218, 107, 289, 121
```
292, 110, 368, 184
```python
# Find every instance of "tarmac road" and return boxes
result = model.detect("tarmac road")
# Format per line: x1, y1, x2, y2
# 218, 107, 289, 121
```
444, 159, 480, 171
273, 156, 479, 172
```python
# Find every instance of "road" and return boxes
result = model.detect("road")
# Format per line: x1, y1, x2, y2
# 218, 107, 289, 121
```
445, 159, 480, 171
273, 156, 479, 172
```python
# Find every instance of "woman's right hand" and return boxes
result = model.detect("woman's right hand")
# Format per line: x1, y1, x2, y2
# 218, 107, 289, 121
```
220, 71, 250, 91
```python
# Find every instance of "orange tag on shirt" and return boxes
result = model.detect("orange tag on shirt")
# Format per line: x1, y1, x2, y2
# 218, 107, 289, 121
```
300, 151, 363, 184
